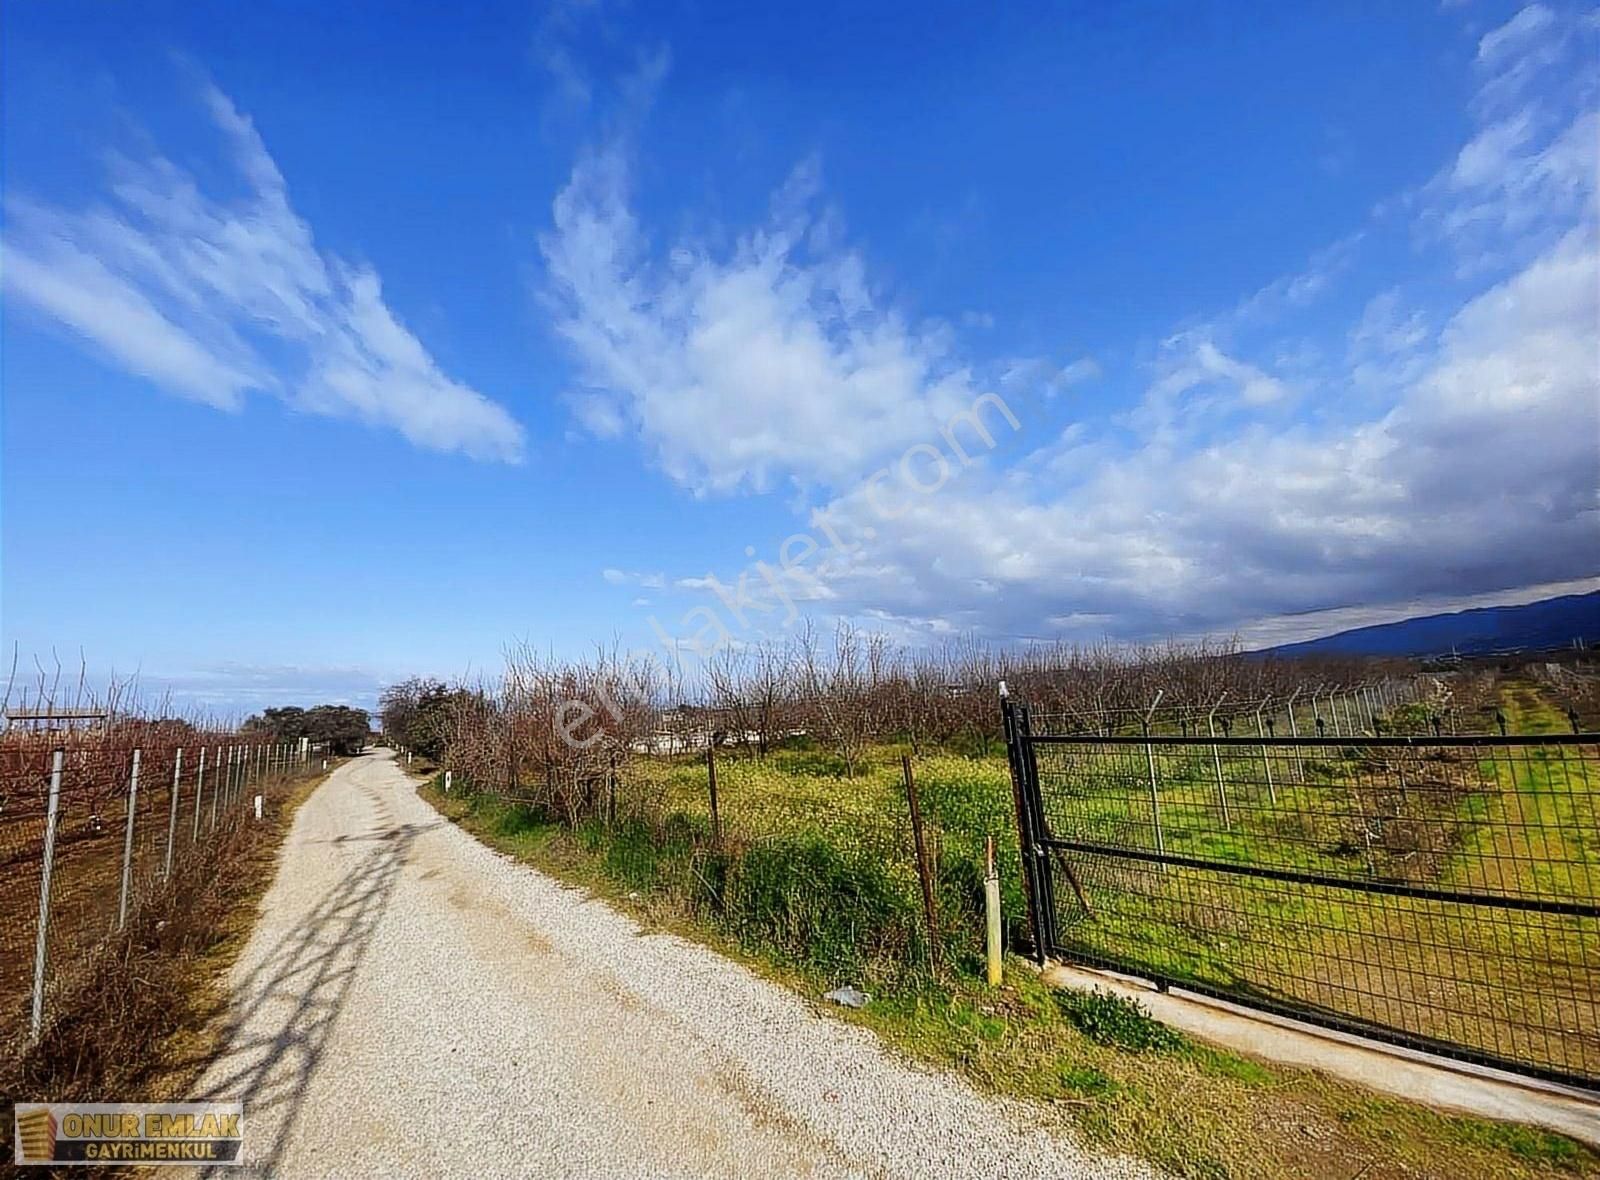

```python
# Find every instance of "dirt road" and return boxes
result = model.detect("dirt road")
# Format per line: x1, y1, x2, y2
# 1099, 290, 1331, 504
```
196, 750, 1148, 1178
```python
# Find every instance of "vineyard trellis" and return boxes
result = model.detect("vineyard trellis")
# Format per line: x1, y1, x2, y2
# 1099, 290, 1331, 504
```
0, 730, 318, 1056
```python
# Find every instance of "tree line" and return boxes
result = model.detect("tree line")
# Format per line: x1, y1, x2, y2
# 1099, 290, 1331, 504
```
379, 625, 1409, 816
242, 704, 371, 755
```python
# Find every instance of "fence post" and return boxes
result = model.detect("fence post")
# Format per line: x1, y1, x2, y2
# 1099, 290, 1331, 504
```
1255, 698, 1276, 805
1285, 686, 1304, 782
705, 744, 722, 847
984, 835, 1002, 986
1207, 693, 1232, 826
193, 746, 208, 841
119, 749, 141, 929
1001, 684, 1047, 962
30, 749, 65, 1043
902, 753, 941, 972
607, 750, 618, 828
1013, 702, 1060, 958
210, 745, 222, 830
1142, 692, 1166, 862
164, 747, 184, 878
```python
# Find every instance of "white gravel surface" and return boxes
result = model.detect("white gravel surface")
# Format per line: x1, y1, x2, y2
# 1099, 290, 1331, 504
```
197, 749, 1156, 1178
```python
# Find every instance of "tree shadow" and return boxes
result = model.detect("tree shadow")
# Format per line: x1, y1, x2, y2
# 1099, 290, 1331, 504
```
195, 812, 430, 1176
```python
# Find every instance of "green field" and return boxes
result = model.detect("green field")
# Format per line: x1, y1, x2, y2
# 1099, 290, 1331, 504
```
421, 680, 1599, 1178
1033, 687, 1599, 1083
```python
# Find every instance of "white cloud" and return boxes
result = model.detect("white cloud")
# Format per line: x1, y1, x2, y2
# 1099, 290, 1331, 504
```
998, 355, 1100, 396
551, 12, 1595, 646
1450, 108, 1537, 189
541, 151, 990, 495
810, 225, 1598, 640
1474, 4, 1565, 114
1421, 4, 1598, 269
601, 567, 665, 589
1350, 290, 1428, 358
1135, 338, 1292, 442
3, 83, 525, 463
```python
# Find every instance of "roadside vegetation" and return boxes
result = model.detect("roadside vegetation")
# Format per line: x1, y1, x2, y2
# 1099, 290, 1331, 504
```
0, 755, 334, 1169
415, 665, 1599, 1180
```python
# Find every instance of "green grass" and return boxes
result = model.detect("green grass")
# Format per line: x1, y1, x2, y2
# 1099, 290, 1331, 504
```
419, 723, 1599, 1180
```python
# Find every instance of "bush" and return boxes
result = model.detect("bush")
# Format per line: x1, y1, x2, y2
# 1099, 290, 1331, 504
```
724, 835, 917, 978
1056, 988, 1185, 1053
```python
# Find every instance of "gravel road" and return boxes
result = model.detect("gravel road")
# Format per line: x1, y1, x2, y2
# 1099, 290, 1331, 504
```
197, 750, 1153, 1178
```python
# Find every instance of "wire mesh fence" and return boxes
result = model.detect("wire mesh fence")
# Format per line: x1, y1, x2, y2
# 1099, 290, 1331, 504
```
0, 733, 319, 1061
428, 740, 1023, 988
1005, 696, 1600, 1089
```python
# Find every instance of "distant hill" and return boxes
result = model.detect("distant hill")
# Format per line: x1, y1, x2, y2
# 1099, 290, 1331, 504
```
1261, 591, 1600, 659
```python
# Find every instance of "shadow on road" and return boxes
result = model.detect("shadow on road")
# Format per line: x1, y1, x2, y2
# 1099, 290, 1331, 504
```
196, 783, 435, 1176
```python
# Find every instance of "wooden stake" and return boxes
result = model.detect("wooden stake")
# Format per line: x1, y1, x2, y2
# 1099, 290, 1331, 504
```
902, 753, 940, 971
607, 750, 618, 827
706, 743, 722, 846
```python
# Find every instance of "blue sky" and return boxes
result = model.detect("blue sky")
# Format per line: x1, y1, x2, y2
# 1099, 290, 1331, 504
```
2, 1, 1596, 716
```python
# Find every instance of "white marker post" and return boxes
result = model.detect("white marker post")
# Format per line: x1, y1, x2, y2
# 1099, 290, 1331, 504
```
984, 835, 1002, 987
118, 750, 142, 930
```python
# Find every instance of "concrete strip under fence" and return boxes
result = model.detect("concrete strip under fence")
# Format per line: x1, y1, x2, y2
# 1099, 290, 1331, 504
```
1034, 959, 1600, 1149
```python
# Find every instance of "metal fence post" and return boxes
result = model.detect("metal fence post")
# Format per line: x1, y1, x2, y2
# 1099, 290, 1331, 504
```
1000, 685, 1047, 962
1207, 692, 1232, 826
210, 745, 222, 830
1143, 692, 1166, 860
1255, 697, 1276, 805
119, 749, 141, 929
1285, 685, 1304, 782
1014, 703, 1061, 957
30, 749, 65, 1043
193, 746, 208, 841
164, 747, 184, 878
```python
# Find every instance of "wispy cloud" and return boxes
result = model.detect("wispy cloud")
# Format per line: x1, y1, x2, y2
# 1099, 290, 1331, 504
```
541, 149, 997, 495
539, 5, 1596, 647
802, 6, 1599, 640
815, 221, 1597, 638
3, 82, 525, 463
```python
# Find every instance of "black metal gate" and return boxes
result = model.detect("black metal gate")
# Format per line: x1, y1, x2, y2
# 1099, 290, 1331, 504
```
1001, 695, 1600, 1090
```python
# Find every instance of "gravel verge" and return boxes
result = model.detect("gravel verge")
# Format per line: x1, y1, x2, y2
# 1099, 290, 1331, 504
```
194, 750, 1157, 1178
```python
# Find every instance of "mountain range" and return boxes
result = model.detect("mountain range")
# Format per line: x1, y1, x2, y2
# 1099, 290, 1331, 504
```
1262, 591, 1599, 659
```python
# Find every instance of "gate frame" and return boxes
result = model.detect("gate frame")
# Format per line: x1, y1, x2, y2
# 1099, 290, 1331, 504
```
1001, 699, 1600, 1092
